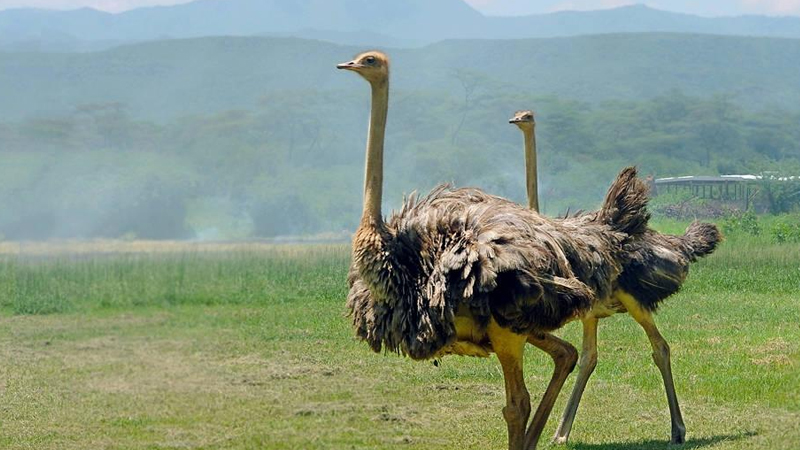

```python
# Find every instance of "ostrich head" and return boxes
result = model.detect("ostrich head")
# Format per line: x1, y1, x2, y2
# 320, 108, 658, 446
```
509, 110, 535, 129
337, 51, 390, 84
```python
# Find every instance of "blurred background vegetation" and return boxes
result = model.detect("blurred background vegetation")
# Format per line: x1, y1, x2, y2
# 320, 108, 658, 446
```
0, 35, 799, 240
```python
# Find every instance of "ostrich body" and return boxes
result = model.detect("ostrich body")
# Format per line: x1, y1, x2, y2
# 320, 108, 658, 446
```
339, 51, 651, 450
511, 111, 723, 445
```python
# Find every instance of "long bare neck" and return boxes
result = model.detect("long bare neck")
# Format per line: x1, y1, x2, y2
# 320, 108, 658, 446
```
362, 79, 389, 224
524, 125, 540, 212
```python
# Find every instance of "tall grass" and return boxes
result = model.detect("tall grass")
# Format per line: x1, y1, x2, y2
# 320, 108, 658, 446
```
0, 245, 350, 315
1, 222, 798, 317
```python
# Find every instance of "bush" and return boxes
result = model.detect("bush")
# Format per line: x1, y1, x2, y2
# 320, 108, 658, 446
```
770, 216, 800, 243
760, 177, 800, 214
651, 190, 731, 219
722, 210, 762, 236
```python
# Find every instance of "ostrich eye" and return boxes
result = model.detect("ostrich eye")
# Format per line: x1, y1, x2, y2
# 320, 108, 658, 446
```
364, 56, 376, 65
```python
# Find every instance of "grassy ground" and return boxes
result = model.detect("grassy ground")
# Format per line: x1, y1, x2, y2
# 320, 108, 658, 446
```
0, 227, 798, 450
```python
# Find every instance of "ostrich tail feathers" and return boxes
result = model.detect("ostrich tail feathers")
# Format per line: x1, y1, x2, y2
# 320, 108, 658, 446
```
683, 221, 723, 260
598, 167, 651, 236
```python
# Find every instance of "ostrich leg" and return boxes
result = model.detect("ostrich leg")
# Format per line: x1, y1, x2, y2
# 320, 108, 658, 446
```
524, 332, 578, 449
489, 321, 531, 450
553, 317, 599, 444
617, 293, 686, 444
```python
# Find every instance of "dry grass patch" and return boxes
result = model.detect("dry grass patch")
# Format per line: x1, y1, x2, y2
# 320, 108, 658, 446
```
750, 337, 796, 367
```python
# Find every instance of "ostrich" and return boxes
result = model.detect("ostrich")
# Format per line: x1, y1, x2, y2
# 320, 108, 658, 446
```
509, 109, 723, 445
338, 50, 653, 450
509, 110, 539, 211
552, 220, 722, 445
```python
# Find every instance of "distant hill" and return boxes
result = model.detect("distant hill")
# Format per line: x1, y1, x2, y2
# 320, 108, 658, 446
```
0, 33, 798, 121
1, 1, 800, 51
487, 5, 800, 40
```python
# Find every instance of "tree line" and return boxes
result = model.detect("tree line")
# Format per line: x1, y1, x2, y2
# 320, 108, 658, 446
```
1, 91, 798, 240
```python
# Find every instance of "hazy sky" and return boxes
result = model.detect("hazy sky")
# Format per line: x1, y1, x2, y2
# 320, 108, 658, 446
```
0, 0, 798, 16
469, 0, 800, 16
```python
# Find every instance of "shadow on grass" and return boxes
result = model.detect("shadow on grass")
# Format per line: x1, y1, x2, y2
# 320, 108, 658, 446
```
567, 431, 757, 450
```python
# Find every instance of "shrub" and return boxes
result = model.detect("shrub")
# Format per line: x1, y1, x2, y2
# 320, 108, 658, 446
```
722, 210, 762, 236
651, 191, 710, 219
770, 216, 800, 243
760, 177, 800, 214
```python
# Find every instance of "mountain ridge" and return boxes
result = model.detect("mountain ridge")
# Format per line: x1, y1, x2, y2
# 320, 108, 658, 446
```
1, 33, 798, 121
2, 1, 800, 52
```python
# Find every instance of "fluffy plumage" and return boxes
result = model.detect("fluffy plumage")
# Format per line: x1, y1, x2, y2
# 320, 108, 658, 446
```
348, 168, 650, 361
616, 221, 723, 311
595, 167, 651, 236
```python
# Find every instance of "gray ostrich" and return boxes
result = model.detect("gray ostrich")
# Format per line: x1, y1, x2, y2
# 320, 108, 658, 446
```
339, 50, 652, 450
511, 110, 723, 445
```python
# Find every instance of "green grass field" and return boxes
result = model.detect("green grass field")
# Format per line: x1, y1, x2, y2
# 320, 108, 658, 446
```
0, 227, 798, 450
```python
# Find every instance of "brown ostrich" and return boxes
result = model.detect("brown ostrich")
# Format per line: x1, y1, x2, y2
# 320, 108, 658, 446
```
510, 110, 723, 445
338, 50, 653, 450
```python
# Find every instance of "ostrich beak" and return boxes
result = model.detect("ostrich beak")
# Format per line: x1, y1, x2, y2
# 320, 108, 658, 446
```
337, 60, 361, 71
509, 118, 520, 124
